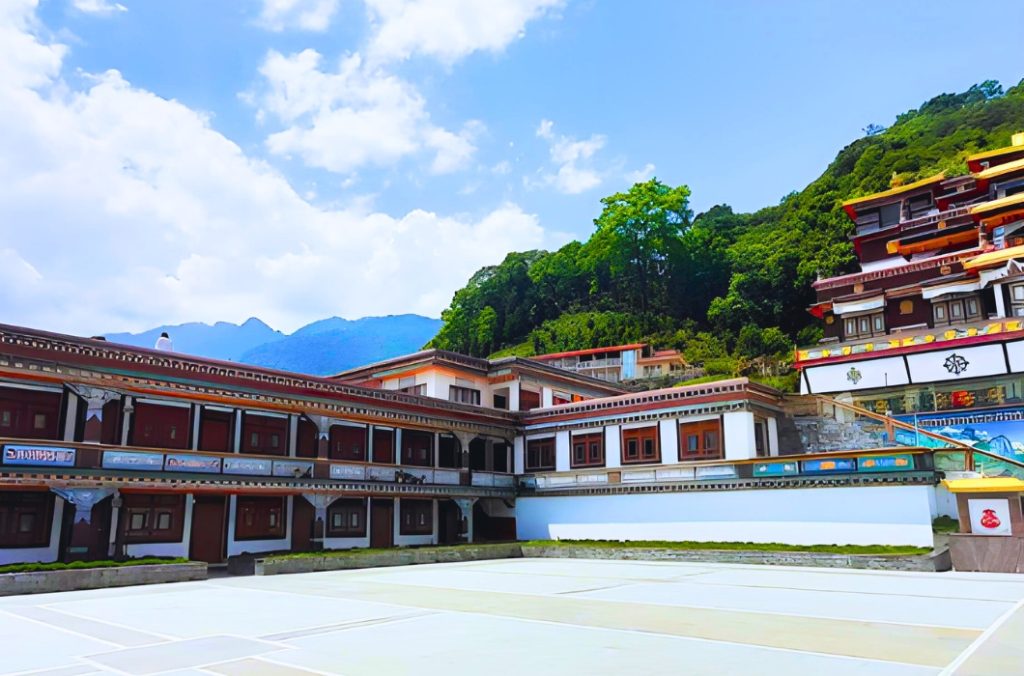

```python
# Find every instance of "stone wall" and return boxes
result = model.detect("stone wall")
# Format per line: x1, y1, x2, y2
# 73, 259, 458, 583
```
254, 543, 522, 575
0, 563, 207, 596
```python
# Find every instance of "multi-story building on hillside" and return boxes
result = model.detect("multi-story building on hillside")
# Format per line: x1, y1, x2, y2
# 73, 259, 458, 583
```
796, 132, 1024, 458
530, 344, 645, 383
0, 319, 952, 567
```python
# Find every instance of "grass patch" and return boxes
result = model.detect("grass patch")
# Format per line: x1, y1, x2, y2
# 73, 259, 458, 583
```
0, 557, 189, 575
263, 543, 511, 561
932, 516, 960, 533
523, 540, 932, 556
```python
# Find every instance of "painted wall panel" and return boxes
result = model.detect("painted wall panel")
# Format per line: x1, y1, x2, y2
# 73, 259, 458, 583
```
516, 485, 935, 547
804, 356, 909, 394
905, 344, 1007, 384
722, 411, 755, 461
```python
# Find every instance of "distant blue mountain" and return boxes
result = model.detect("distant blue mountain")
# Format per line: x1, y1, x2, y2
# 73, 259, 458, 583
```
105, 317, 283, 361
105, 314, 441, 376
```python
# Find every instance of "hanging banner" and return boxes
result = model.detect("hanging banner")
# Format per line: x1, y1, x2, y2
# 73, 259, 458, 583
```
2, 445, 77, 467
856, 454, 914, 472
753, 461, 799, 477
801, 457, 857, 474
272, 460, 314, 478
223, 457, 273, 476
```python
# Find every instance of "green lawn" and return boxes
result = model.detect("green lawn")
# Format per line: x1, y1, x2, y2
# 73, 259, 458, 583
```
522, 540, 932, 556
0, 557, 189, 575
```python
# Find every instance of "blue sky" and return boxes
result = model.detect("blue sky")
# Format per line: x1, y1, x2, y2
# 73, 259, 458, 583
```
3, 0, 1024, 335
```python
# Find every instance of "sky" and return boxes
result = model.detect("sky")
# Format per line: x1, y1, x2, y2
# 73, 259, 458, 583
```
3, 0, 1024, 335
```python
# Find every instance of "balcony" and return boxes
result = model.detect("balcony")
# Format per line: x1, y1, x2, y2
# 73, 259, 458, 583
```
0, 438, 516, 498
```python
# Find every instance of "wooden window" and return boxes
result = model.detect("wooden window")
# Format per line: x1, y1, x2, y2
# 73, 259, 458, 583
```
241, 413, 288, 456
400, 430, 434, 467
678, 420, 722, 460
121, 494, 185, 544
1010, 284, 1024, 317
449, 386, 481, 405
754, 417, 770, 458
843, 312, 885, 340
622, 426, 660, 464
493, 394, 508, 410
131, 402, 191, 450
0, 491, 55, 548
492, 442, 510, 473
526, 437, 556, 471
198, 408, 233, 453
296, 418, 319, 458
0, 387, 62, 441
399, 499, 433, 535
571, 432, 604, 468
519, 390, 541, 411
329, 424, 367, 462
235, 496, 286, 540
326, 498, 366, 537
552, 392, 571, 406
398, 384, 426, 395
372, 427, 395, 464
933, 296, 981, 326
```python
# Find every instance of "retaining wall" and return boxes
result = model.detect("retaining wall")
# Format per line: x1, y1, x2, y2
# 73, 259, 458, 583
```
0, 563, 207, 596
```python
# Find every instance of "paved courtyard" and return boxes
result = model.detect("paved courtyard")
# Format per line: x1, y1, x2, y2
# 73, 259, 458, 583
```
2, 558, 1023, 675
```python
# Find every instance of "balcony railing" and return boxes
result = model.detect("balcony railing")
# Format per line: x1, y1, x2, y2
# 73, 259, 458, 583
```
0, 437, 515, 495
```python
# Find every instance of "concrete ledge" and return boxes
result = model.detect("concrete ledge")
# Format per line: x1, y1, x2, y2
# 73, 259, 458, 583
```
0, 563, 207, 596
255, 543, 522, 575
520, 545, 952, 572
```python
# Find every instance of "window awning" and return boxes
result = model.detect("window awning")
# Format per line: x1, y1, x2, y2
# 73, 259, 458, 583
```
920, 278, 982, 300
885, 223, 978, 256
832, 295, 884, 315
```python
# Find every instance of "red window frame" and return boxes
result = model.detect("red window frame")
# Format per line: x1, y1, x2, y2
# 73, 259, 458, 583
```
121, 494, 185, 544
621, 426, 660, 464
327, 498, 367, 537
525, 437, 556, 471
0, 491, 55, 548
330, 424, 367, 462
399, 499, 433, 535
678, 420, 723, 460
570, 432, 604, 468
235, 496, 287, 540
400, 430, 434, 467
241, 413, 288, 456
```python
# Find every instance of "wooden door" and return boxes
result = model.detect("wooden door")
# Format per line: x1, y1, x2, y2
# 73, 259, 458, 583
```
189, 495, 227, 564
291, 496, 315, 553
370, 499, 393, 548
438, 500, 460, 545
61, 496, 112, 562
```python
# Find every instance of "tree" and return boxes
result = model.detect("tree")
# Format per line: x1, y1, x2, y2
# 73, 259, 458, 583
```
586, 179, 693, 315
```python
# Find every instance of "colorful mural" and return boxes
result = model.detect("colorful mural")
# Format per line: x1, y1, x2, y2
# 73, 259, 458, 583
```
894, 408, 1024, 463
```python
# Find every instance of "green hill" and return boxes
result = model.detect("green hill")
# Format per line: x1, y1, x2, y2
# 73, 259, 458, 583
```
428, 79, 1024, 384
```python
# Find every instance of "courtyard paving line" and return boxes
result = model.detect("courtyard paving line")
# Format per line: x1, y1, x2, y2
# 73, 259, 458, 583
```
943, 599, 1024, 675
6, 665, 101, 676
83, 636, 285, 676
206, 657, 333, 676
258, 610, 436, 641
5, 606, 171, 647
221, 577, 977, 668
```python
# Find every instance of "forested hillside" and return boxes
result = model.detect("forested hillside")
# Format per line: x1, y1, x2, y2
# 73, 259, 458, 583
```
428, 80, 1024, 386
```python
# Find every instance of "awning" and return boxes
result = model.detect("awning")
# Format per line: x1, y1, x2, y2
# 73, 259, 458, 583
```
886, 224, 978, 256
842, 173, 946, 220
973, 156, 1024, 181
963, 244, 1024, 271
970, 192, 1024, 216
832, 295, 884, 315
920, 278, 982, 300
941, 477, 1024, 494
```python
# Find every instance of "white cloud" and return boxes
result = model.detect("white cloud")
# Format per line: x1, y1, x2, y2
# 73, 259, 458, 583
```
0, 3, 548, 334
625, 162, 656, 184
257, 0, 339, 32
72, 0, 127, 15
532, 118, 606, 195
254, 49, 477, 175
365, 0, 563, 65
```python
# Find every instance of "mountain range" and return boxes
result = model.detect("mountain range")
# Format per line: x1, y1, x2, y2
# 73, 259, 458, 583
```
105, 315, 442, 376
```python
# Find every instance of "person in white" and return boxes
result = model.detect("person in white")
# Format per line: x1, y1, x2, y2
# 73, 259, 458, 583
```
154, 332, 173, 351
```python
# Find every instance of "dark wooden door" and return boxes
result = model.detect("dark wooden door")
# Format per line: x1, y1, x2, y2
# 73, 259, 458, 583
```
370, 499, 393, 548
291, 496, 315, 552
61, 496, 112, 562
438, 500, 460, 544
189, 495, 227, 563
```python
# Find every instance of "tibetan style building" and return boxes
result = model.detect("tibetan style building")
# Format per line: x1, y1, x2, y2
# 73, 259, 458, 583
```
796, 133, 1024, 456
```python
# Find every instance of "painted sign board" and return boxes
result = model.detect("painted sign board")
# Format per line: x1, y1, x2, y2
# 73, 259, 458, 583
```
968, 498, 1012, 536
753, 461, 799, 477
223, 457, 273, 476
272, 460, 314, 478
102, 450, 164, 471
801, 457, 857, 474
695, 464, 737, 480
2, 445, 77, 467
164, 453, 222, 474
330, 464, 366, 480
856, 454, 914, 473
895, 408, 1024, 463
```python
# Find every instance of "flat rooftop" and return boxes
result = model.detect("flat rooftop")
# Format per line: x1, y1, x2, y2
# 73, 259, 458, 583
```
2, 558, 1023, 675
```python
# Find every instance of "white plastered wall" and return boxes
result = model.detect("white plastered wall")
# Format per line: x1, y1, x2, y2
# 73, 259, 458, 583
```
723, 410, 757, 461
516, 485, 936, 547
